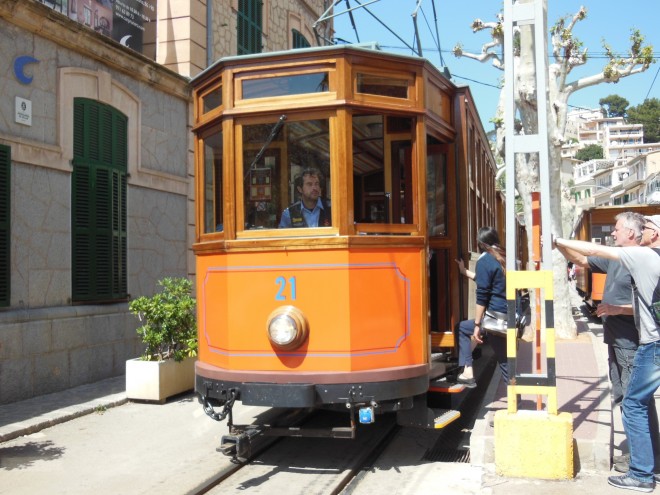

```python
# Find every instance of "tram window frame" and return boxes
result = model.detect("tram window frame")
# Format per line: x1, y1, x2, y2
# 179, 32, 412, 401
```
356, 73, 408, 99
426, 137, 448, 237
234, 64, 337, 107
352, 67, 416, 107
198, 125, 224, 238
352, 113, 418, 235
196, 79, 223, 124
235, 113, 337, 239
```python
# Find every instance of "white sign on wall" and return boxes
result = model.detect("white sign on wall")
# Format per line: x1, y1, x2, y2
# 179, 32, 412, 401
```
15, 96, 32, 126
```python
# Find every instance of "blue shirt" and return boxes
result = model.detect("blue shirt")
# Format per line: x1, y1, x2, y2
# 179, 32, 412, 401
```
474, 251, 507, 314
279, 198, 325, 228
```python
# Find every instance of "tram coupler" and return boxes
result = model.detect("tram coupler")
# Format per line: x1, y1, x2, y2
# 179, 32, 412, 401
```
219, 426, 262, 459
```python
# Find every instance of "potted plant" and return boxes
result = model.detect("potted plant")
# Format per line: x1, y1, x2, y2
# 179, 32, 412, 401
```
126, 277, 198, 402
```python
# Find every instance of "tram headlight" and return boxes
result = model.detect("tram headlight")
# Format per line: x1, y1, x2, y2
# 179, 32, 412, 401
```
267, 306, 309, 350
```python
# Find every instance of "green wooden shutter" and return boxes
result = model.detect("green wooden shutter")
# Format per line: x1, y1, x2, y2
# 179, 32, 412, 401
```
72, 98, 127, 302
237, 0, 263, 55
0, 144, 10, 307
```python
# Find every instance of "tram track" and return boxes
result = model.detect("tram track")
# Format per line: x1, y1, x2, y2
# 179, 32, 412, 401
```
189, 410, 398, 495
187, 354, 494, 495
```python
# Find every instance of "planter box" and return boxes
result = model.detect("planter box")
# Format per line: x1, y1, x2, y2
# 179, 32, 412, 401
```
125, 356, 196, 403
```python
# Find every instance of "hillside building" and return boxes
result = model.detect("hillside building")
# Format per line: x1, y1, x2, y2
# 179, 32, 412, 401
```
564, 108, 660, 210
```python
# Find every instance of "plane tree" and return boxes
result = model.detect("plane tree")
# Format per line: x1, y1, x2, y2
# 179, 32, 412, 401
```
453, 3, 654, 338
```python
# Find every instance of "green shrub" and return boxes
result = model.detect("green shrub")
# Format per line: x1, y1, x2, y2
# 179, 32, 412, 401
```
129, 277, 197, 362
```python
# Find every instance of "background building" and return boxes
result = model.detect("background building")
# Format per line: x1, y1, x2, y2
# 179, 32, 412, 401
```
0, 0, 331, 405
564, 108, 660, 211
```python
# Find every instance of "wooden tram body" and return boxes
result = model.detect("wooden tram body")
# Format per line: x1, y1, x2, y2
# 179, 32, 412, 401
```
190, 45, 500, 452
572, 204, 659, 311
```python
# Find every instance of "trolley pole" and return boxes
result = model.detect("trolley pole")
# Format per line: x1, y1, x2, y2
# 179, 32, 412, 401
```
498, 0, 574, 480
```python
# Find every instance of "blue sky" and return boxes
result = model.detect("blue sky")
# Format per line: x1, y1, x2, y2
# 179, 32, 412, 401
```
331, 0, 659, 132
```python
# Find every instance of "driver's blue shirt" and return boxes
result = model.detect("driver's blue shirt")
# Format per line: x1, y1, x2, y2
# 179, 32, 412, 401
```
279, 198, 325, 228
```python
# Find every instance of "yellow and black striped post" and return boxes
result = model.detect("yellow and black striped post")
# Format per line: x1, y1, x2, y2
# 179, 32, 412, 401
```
505, 270, 557, 414
493, 268, 573, 479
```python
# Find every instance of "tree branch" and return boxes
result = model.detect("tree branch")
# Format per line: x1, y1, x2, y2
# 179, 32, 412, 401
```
453, 14, 506, 70
455, 43, 504, 69
564, 63, 651, 98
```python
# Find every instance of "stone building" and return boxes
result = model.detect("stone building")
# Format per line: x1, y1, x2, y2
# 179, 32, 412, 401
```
0, 0, 330, 405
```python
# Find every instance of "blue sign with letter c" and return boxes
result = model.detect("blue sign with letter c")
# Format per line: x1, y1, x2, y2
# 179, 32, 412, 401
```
14, 56, 39, 85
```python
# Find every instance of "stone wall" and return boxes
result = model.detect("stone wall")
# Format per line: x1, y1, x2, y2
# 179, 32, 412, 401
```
0, 2, 192, 405
0, 305, 139, 404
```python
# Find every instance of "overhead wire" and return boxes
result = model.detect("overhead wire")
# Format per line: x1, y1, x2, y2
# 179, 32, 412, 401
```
644, 65, 659, 101
332, 1, 658, 101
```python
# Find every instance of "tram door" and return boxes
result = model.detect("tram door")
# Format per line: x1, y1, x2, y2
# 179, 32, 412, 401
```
427, 142, 452, 336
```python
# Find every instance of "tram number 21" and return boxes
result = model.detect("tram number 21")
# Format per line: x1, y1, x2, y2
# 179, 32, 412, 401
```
275, 276, 297, 301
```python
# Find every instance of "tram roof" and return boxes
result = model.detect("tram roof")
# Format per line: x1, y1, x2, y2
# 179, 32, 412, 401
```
191, 42, 454, 87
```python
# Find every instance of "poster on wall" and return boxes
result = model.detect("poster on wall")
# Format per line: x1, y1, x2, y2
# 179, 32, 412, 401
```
111, 0, 157, 56
37, 0, 157, 59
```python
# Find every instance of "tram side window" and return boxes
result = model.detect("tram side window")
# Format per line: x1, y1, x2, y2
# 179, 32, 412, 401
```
243, 118, 331, 231
202, 131, 223, 233
353, 114, 413, 225
427, 136, 447, 236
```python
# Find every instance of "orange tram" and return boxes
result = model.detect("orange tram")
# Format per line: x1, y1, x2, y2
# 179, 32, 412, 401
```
190, 45, 502, 457
571, 204, 660, 312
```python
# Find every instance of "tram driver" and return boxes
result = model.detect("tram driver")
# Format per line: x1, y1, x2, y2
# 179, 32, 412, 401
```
278, 167, 331, 228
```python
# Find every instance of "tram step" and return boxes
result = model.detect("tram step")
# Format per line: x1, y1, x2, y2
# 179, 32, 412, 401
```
428, 378, 465, 394
432, 408, 461, 429
396, 394, 461, 430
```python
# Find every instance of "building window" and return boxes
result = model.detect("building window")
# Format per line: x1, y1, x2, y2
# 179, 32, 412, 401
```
83, 6, 92, 26
292, 29, 310, 49
0, 144, 9, 307
237, 0, 262, 55
72, 98, 128, 302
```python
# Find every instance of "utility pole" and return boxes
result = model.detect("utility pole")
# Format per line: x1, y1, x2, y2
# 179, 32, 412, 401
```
497, 0, 574, 480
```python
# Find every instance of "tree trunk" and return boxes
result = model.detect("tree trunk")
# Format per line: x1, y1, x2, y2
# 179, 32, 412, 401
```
515, 13, 577, 339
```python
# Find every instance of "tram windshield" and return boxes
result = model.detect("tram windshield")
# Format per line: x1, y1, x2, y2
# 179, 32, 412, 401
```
243, 118, 331, 231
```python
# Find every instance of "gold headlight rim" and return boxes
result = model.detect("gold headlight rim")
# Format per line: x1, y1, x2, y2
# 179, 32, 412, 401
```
266, 305, 309, 351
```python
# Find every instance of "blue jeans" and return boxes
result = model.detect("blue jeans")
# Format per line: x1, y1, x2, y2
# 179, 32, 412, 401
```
622, 341, 660, 482
456, 318, 508, 383
609, 345, 636, 406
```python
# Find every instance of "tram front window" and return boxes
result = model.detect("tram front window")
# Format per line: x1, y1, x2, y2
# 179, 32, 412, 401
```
242, 118, 331, 231
353, 114, 413, 225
